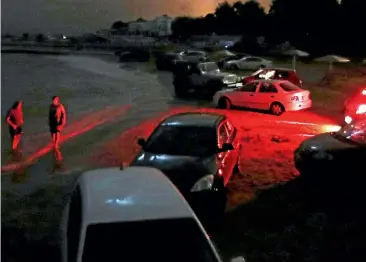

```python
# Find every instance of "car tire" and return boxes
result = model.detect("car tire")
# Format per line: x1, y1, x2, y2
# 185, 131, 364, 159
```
259, 64, 266, 69
230, 64, 238, 70
270, 102, 285, 116
218, 97, 232, 109
174, 82, 189, 98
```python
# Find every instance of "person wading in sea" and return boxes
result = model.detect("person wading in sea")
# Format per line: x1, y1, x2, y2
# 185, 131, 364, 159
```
49, 96, 67, 164
6, 100, 24, 153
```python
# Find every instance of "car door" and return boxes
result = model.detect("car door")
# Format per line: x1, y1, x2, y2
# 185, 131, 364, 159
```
230, 82, 259, 108
238, 57, 249, 69
217, 121, 236, 185
247, 57, 263, 69
254, 82, 279, 110
190, 64, 204, 87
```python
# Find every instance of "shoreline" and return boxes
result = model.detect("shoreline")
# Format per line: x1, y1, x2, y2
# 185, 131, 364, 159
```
1, 46, 115, 56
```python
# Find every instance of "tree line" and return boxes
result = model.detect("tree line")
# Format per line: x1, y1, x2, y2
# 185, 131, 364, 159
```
171, 0, 366, 57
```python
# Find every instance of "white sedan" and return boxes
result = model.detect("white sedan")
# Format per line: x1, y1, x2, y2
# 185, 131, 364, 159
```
224, 56, 273, 70
213, 80, 312, 115
60, 166, 246, 262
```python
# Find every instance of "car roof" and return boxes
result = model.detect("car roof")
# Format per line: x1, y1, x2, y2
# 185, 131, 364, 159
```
160, 112, 225, 128
266, 67, 296, 72
250, 79, 288, 84
77, 167, 196, 224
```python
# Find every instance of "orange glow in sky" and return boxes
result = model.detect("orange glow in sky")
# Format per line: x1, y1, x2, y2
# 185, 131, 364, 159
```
123, 0, 271, 19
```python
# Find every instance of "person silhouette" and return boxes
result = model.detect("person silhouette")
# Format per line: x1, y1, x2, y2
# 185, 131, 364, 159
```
6, 100, 24, 153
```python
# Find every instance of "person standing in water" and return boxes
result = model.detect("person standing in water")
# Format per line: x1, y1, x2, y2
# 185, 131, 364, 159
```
6, 100, 24, 152
48, 96, 67, 162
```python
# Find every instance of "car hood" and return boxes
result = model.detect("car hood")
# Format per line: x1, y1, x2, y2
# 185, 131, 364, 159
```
297, 133, 357, 154
130, 151, 218, 192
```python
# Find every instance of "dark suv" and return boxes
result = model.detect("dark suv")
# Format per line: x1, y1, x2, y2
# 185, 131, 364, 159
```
242, 68, 303, 86
173, 61, 241, 98
130, 112, 241, 218
155, 52, 183, 71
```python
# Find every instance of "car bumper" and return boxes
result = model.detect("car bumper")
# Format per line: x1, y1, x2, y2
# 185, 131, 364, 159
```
186, 189, 227, 218
286, 100, 312, 111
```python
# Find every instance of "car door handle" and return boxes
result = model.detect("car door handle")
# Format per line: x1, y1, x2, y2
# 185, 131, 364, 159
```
250, 94, 254, 96
270, 95, 274, 98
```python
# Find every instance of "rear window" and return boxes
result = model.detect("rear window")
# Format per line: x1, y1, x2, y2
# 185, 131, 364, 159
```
279, 81, 301, 91
82, 218, 219, 262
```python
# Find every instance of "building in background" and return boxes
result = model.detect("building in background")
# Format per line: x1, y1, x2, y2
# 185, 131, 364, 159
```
127, 15, 174, 36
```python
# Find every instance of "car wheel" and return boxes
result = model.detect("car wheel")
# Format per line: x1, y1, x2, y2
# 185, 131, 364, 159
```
270, 102, 285, 116
174, 82, 188, 98
218, 97, 232, 109
259, 64, 266, 69
230, 64, 238, 70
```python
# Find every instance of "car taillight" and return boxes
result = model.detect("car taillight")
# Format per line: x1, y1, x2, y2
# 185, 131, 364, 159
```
291, 96, 299, 101
356, 104, 366, 114
362, 89, 366, 95
217, 168, 223, 176
345, 115, 352, 124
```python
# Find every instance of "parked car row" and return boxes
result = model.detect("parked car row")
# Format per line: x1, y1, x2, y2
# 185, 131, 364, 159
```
61, 112, 246, 262
61, 110, 366, 262
61, 166, 245, 262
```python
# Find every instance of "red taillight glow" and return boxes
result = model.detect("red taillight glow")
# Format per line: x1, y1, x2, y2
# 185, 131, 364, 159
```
345, 115, 352, 124
291, 96, 299, 101
217, 168, 223, 176
356, 104, 366, 114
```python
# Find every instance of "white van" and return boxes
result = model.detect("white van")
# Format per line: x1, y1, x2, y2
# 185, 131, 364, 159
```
60, 166, 245, 262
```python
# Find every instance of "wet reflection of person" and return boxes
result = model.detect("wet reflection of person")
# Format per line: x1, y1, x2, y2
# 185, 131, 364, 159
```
48, 96, 67, 165
6, 100, 24, 153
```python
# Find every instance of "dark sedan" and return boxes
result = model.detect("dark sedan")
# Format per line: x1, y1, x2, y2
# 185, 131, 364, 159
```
130, 112, 242, 217
294, 119, 366, 181
155, 52, 183, 71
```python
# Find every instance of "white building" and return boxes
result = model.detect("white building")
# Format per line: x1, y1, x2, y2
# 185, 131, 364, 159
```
128, 15, 174, 36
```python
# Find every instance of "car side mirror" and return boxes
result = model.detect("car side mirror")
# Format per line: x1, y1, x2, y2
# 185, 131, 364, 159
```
230, 256, 246, 262
219, 143, 234, 152
137, 138, 146, 148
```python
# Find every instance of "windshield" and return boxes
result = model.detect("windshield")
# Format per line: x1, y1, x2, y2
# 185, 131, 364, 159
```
199, 62, 219, 72
251, 69, 264, 76
144, 125, 217, 156
334, 120, 366, 145
82, 218, 219, 262
279, 81, 301, 91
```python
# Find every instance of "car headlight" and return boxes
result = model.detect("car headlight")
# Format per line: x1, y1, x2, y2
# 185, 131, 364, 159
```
356, 104, 366, 114
190, 175, 214, 192
223, 79, 229, 84
313, 151, 334, 160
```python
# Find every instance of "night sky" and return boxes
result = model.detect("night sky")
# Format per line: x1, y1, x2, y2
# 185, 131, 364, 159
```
1, 0, 271, 34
